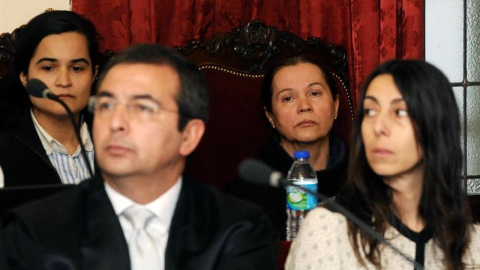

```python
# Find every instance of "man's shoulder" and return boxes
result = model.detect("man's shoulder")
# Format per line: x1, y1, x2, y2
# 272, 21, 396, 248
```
182, 177, 265, 219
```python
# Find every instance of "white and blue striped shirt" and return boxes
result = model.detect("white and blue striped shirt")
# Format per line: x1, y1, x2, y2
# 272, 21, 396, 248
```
31, 111, 95, 184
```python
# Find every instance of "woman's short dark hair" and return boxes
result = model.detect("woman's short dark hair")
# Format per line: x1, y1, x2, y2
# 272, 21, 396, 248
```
0, 11, 99, 130
261, 55, 338, 112
338, 60, 470, 270
15, 10, 100, 76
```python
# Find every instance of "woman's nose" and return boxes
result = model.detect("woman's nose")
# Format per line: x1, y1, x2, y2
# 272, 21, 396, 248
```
373, 114, 390, 137
298, 97, 313, 113
55, 68, 72, 87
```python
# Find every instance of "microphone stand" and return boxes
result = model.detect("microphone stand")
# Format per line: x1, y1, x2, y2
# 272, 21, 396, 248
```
47, 94, 94, 179
286, 181, 425, 270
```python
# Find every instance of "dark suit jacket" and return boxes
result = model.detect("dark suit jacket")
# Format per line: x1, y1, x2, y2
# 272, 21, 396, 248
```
0, 110, 95, 187
3, 175, 279, 270
0, 110, 61, 187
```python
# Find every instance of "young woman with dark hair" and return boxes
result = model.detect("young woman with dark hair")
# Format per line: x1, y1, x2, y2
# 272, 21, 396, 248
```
286, 60, 480, 269
0, 11, 99, 187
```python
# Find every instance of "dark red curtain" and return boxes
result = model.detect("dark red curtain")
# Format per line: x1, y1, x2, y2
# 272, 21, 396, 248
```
72, 0, 424, 106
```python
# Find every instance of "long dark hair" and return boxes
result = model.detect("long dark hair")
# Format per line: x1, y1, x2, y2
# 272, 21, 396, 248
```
336, 60, 471, 269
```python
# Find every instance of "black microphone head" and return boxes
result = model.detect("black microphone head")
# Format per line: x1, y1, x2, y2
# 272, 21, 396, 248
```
26, 79, 48, 98
238, 159, 284, 187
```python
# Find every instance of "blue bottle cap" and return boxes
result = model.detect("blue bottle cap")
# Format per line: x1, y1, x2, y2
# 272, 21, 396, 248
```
293, 151, 310, 159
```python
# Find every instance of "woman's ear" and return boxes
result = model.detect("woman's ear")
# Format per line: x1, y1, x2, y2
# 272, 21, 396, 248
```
334, 94, 340, 119
264, 106, 275, 128
19, 72, 28, 87
92, 65, 99, 83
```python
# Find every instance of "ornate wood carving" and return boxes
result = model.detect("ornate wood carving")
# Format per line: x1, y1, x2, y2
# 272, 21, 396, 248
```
0, 26, 23, 79
175, 20, 348, 80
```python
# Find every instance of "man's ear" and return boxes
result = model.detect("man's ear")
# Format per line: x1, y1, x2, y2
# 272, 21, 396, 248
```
19, 72, 28, 87
179, 119, 205, 157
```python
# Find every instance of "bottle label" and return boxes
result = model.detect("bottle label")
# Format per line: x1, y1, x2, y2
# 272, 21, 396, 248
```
286, 182, 318, 210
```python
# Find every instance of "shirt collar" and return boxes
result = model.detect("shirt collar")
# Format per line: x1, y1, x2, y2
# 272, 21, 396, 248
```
31, 110, 93, 155
105, 177, 182, 230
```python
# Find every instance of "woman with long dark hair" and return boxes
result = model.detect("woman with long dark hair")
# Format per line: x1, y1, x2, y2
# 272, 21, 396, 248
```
286, 60, 480, 269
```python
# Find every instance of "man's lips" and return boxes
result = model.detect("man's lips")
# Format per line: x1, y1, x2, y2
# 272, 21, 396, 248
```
105, 144, 132, 155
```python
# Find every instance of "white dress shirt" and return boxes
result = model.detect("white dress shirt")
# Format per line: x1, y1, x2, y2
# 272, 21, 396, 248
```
0, 166, 3, 188
31, 110, 95, 184
104, 178, 182, 270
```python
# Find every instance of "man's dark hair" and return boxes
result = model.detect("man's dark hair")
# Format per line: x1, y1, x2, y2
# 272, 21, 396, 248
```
97, 44, 209, 131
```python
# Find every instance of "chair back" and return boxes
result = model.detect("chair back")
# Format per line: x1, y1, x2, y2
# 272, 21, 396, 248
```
175, 20, 355, 190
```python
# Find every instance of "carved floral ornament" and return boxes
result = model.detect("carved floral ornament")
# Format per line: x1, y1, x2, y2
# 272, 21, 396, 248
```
175, 20, 348, 73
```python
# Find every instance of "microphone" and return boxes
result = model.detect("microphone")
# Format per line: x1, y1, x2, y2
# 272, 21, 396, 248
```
239, 159, 425, 270
25, 79, 94, 179
26, 79, 58, 100
238, 159, 284, 188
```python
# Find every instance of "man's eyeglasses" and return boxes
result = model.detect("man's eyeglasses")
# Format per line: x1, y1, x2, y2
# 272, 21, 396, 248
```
88, 96, 179, 121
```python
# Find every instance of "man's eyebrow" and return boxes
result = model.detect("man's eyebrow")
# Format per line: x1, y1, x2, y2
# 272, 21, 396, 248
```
96, 91, 114, 98
130, 94, 156, 100
96, 92, 157, 101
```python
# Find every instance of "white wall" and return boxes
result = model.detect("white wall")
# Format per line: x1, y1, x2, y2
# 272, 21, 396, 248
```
0, 0, 71, 33
425, 0, 464, 82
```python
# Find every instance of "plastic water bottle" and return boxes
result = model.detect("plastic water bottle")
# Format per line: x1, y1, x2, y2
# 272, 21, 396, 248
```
286, 151, 318, 241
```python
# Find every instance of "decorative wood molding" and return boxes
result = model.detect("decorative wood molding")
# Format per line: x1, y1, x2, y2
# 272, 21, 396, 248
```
0, 26, 23, 79
175, 20, 348, 80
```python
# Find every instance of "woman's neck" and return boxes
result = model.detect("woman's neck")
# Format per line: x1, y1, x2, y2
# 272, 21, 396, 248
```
33, 109, 81, 155
392, 190, 425, 232
280, 136, 330, 171
385, 163, 425, 232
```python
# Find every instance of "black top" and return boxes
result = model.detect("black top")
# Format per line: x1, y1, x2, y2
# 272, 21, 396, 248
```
227, 135, 348, 239
0, 110, 94, 187
0, 110, 62, 187
390, 214, 433, 269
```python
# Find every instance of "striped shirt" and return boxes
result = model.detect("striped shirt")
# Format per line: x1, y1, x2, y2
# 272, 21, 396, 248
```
31, 111, 95, 184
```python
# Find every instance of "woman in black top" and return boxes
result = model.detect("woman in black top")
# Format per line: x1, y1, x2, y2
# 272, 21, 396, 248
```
228, 55, 348, 240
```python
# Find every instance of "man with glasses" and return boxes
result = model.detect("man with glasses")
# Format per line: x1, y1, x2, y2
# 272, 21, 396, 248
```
4, 44, 279, 270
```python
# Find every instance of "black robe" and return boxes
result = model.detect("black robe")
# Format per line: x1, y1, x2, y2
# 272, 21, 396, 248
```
3, 175, 279, 270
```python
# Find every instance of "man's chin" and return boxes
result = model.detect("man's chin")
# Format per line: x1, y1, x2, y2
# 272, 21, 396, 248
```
98, 163, 137, 178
